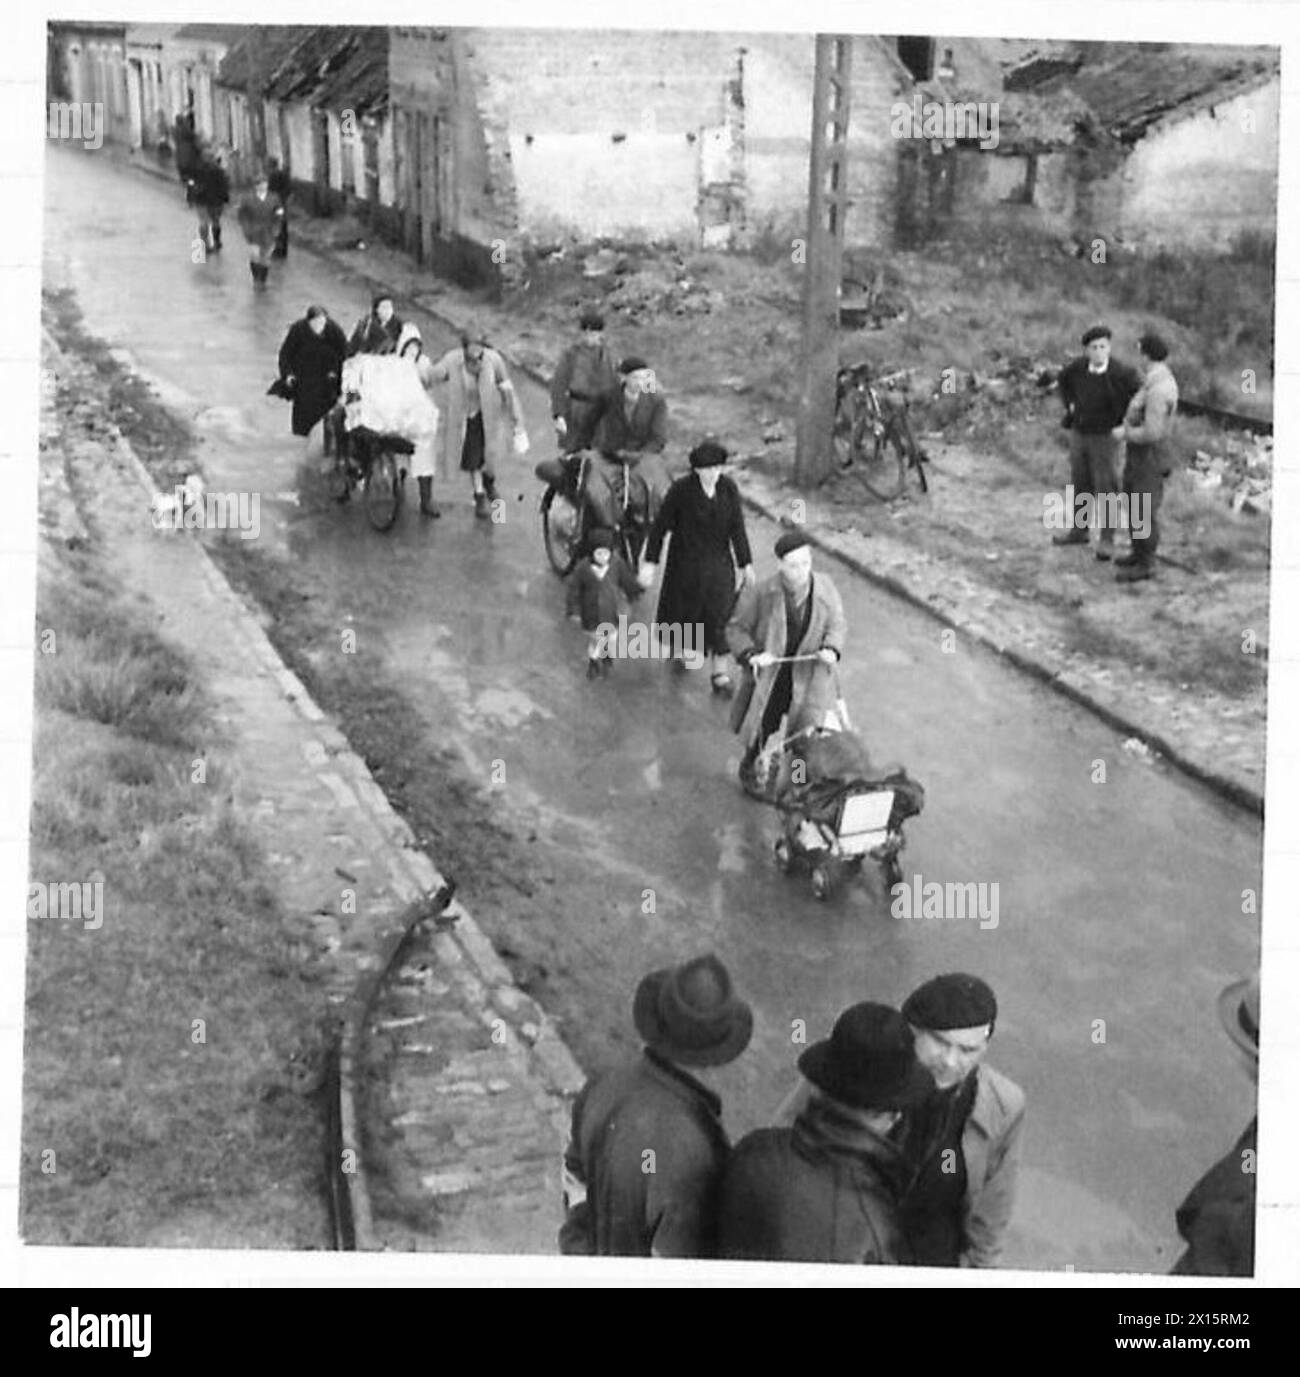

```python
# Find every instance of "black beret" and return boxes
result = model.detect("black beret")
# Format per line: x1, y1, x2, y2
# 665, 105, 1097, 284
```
689, 440, 729, 469
588, 527, 615, 550
620, 355, 650, 374
1081, 324, 1112, 346
774, 530, 811, 558
579, 308, 606, 331
903, 974, 998, 1033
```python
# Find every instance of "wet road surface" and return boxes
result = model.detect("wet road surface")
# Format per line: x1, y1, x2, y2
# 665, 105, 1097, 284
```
43, 144, 1262, 1272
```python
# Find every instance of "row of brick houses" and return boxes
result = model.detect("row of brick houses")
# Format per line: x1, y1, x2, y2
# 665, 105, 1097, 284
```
47, 24, 1280, 287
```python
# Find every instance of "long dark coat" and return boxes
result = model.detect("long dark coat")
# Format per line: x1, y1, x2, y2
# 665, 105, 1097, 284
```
643, 473, 752, 656
278, 317, 349, 437
559, 1050, 731, 1258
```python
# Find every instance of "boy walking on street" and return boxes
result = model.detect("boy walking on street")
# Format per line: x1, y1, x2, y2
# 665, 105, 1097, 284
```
566, 528, 642, 678
1053, 324, 1141, 559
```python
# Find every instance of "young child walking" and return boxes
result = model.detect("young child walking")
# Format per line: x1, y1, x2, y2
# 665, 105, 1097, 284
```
565, 529, 642, 678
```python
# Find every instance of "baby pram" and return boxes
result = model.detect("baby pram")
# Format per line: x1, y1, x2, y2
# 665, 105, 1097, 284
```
771, 724, 925, 900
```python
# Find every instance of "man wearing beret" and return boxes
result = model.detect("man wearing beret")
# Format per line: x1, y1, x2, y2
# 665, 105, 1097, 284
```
593, 355, 673, 528
717, 1003, 934, 1264
1054, 324, 1142, 559
896, 973, 1026, 1268
727, 530, 847, 799
559, 953, 754, 1258
774, 972, 1026, 1268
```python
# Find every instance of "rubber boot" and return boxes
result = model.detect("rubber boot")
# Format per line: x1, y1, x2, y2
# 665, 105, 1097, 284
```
418, 476, 440, 518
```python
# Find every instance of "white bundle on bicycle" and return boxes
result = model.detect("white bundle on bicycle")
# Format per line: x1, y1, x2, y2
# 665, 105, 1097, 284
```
341, 355, 439, 441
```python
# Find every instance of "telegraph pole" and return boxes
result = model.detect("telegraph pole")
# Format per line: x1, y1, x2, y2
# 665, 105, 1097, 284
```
794, 35, 853, 488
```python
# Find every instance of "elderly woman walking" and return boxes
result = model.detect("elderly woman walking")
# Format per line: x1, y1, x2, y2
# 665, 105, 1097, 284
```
423, 324, 528, 518
638, 440, 754, 693
276, 305, 349, 456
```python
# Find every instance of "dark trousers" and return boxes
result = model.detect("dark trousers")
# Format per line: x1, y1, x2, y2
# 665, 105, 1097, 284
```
1122, 443, 1165, 565
1067, 430, 1122, 541
561, 398, 603, 453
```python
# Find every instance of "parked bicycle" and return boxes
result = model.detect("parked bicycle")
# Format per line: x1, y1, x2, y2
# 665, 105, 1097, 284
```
833, 363, 930, 501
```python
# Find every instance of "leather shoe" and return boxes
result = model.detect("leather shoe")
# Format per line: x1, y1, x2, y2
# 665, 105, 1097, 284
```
1116, 562, 1154, 583
1095, 545, 1113, 562
1051, 531, 1088, 547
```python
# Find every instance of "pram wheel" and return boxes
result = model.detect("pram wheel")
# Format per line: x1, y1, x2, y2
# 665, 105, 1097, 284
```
773, 836, 795, 875
810, 861, 837, 901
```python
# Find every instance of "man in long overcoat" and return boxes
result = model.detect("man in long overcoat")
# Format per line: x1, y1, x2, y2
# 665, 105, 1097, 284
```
559, 953, 754, 1258
717, 1003, 933, 1264
189, 151, 230, 255
727, 530, 847, 798
236, 174, 284, 287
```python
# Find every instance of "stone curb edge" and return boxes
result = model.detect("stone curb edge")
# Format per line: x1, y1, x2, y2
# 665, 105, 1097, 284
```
42, 325, 587, 1251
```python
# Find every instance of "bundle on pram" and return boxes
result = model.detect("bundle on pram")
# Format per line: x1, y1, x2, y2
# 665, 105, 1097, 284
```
773, 725, 925, 900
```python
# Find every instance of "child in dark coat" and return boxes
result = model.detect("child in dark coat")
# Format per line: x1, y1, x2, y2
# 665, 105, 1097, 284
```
566, 528, 642, 678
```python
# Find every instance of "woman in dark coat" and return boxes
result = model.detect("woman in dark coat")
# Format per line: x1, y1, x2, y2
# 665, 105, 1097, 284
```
639, 440, 754, 693
277, 305, 349, 442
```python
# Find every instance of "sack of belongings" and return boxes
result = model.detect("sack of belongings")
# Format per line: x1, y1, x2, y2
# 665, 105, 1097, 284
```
341, 355, 439, 441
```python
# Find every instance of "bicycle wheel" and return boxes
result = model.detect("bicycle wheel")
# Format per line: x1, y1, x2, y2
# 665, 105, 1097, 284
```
861, 421, 908, 501
900, 414, 930, 494
364, 451, 401, 532
541, 485, 583, 576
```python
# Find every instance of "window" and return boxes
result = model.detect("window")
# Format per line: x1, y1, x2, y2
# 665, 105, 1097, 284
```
897, 37, 935, 82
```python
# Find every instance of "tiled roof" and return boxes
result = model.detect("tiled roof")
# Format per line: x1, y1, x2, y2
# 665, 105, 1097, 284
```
261, 26, 389, 116
1027, 41, 1279, 144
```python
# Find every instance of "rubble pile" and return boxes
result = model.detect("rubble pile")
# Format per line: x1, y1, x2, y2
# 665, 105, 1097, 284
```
1188, 434, 1273, 517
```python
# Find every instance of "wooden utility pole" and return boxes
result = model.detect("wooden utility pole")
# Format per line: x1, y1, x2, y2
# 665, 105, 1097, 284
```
794, 35, 853, 488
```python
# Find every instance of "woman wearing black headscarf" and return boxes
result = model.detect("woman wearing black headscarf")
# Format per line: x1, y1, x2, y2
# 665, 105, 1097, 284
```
639, 440, 754, 693
277, 305, 349, 445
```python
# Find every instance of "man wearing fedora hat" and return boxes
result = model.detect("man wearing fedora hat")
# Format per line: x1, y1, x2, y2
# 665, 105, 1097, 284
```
717, 1003, 933, 1264
1170, 974, 1259, 1276
559, 953, 754, 1258
771, 972, 1025, 1268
